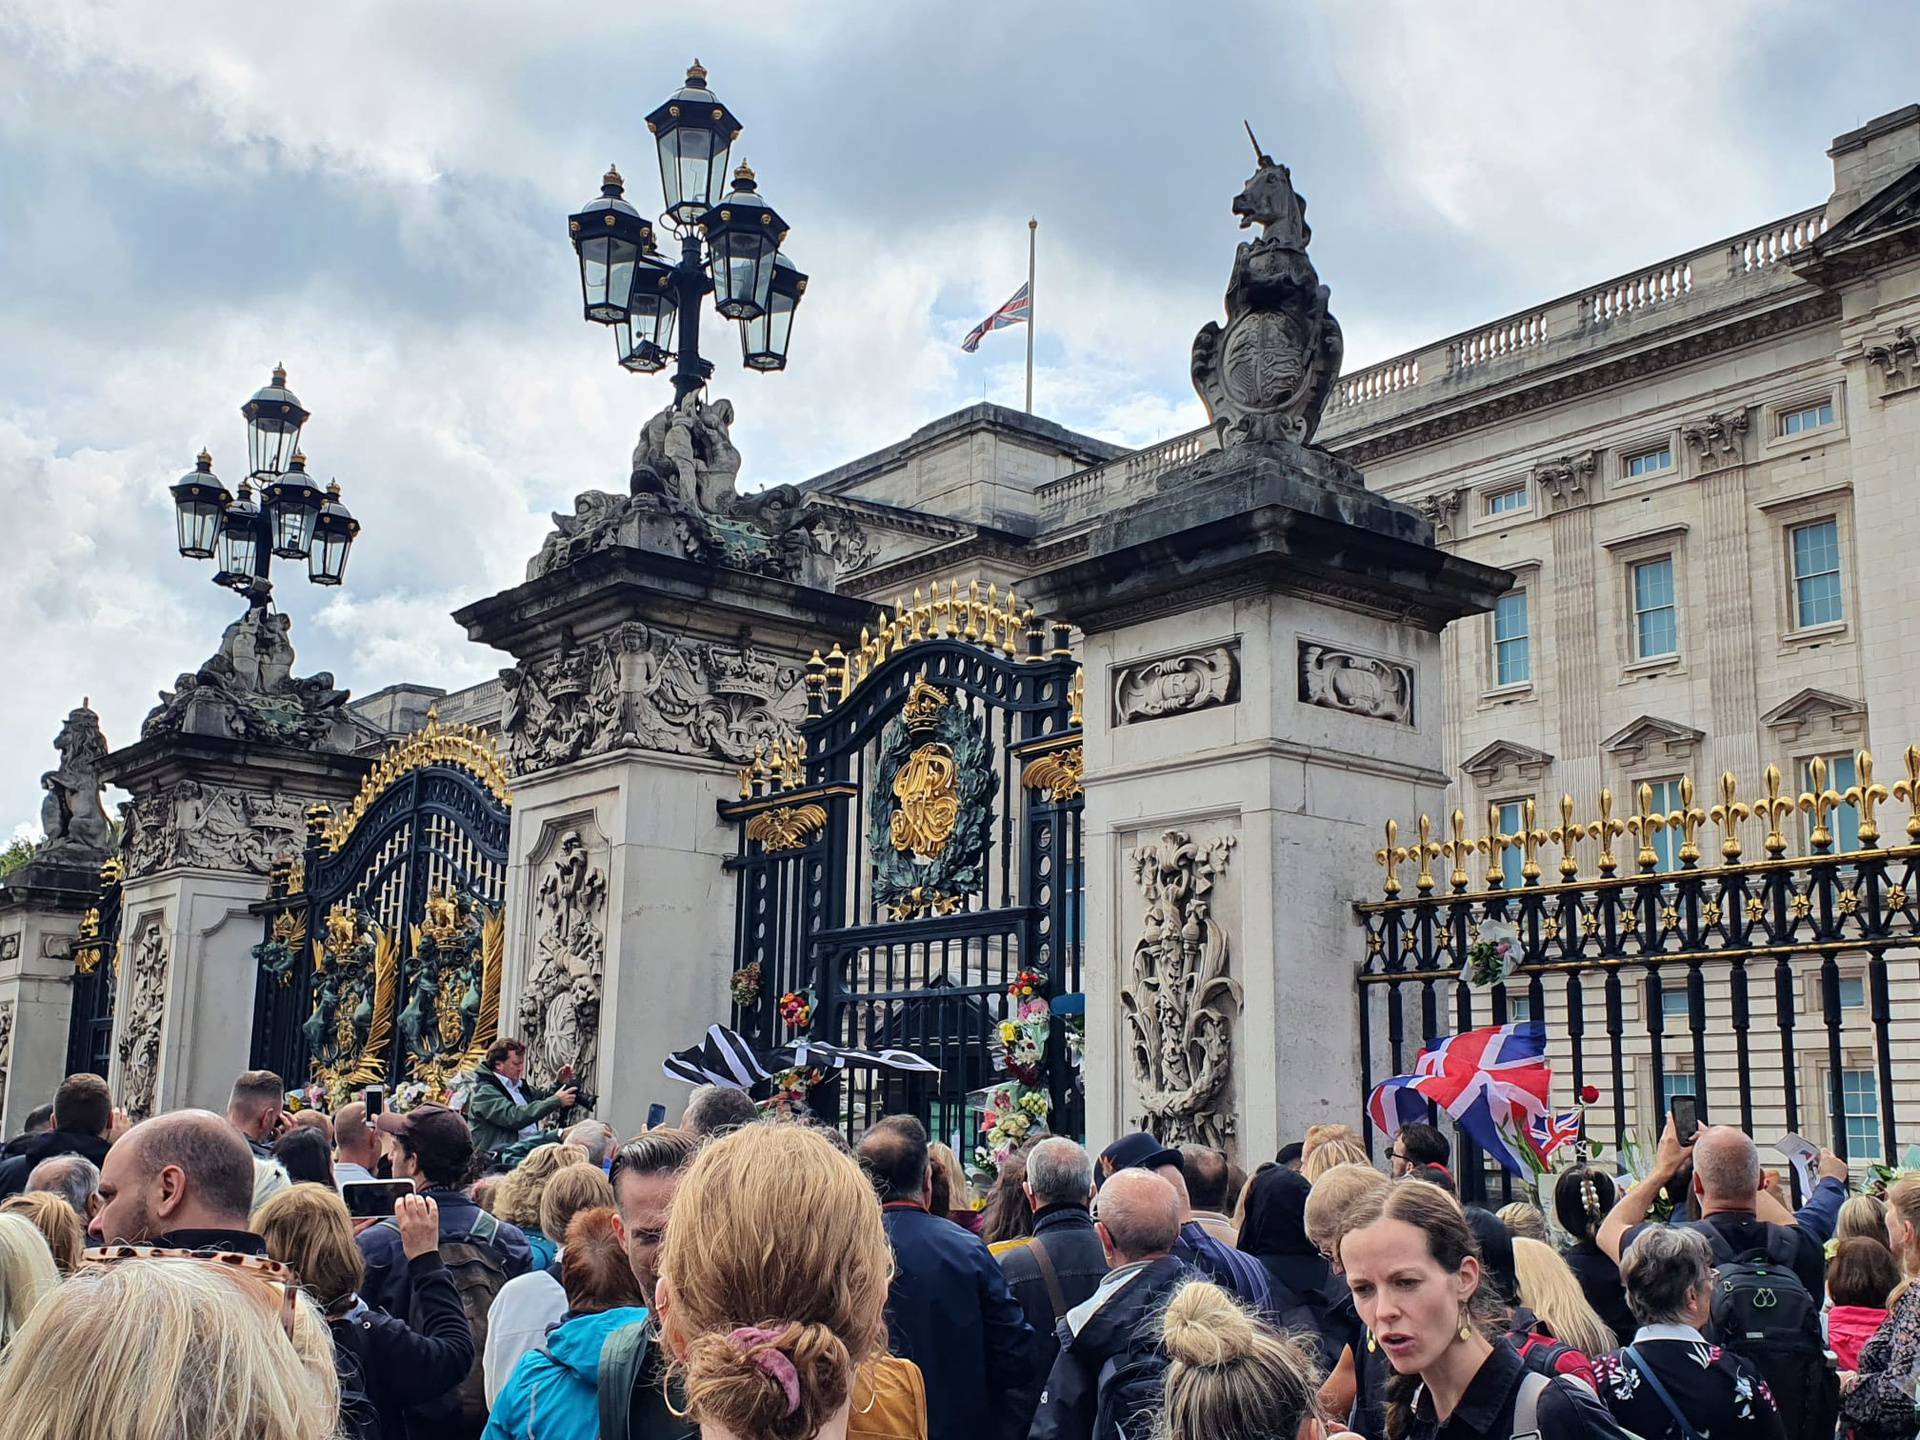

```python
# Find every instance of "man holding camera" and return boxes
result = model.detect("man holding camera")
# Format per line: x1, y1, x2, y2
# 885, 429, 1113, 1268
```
466, 1037, 578, 1161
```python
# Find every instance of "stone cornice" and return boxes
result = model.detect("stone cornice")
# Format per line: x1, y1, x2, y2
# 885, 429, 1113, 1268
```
1325, 292, 1841, 468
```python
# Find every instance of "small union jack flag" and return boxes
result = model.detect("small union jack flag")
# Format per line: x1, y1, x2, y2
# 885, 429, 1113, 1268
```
1528, 1108, 1584, 1160
961, 281, 1031, 352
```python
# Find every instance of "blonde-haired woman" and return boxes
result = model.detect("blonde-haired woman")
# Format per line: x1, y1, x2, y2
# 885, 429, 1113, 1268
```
1303, 1162, 1390, 1438
0, 1211, 58, 1349
1836, 1192, 1888, 1246
1301, 1136, 1371, 1184
1160, 1278, 1328, 1440
927, 1141, 980, 1234
657, 1121, 923, 1440
1842, 1171, 1920, 1431
0, 1253, 340, 1438
1511, 1236, 1617, 1356
1, 1190, 84, 1274
492, 1140, 591, 1272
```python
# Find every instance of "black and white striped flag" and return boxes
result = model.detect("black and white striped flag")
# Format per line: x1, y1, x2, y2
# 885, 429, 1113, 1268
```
661, 1024, 775, 1089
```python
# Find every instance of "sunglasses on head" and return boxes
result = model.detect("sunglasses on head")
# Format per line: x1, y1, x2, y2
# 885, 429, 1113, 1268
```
82, 1246, 301, 1339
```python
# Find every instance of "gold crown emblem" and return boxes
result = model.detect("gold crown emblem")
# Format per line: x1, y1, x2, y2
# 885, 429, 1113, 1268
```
902, 678, 949, 735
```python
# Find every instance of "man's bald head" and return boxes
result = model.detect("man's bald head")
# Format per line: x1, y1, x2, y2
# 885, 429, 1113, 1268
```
1693, 1126, 1761, 1206
91, 1109, 256, 1244
1094, 1167, 1181, 1265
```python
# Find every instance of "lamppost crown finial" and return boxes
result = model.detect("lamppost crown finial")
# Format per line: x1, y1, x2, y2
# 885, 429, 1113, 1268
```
236, 478, 253, 499
290, 450, 307, 467
687, 58, 707, 83
196, 448, 213, 468
732, 160, 756, 187
603, 163, 623, 192
272, 363, 287, 385
326, 479, 342, 498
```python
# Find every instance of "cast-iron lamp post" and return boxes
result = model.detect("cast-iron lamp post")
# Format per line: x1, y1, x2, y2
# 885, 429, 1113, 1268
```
168, 366, 360, 606
568, 61, 808, 397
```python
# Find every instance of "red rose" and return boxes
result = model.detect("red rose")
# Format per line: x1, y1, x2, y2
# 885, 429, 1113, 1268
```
1580, 1084, 1601, 1105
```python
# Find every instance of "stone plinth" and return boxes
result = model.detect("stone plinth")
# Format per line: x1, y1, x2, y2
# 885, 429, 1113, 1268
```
0, 858, 102, 1128
1033, 444, 1509, 1161
455, 545, 879, 1138
99, 732, 367, 1119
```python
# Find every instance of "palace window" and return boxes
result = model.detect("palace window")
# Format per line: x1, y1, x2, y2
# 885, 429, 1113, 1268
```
1780, 399, 1835, 436
1506, 992, 1533, 1023
1625, 444, 1673, 478
1840, 976, 1866, 1010
1660, 1067, 1697, 1112
1659, 983, 1691, 1023
1644, 778, 1685, 871
1495, 800, 1527, 888
1790, 519, 1844, 629
1631, 557, 1679, 660
1493, 591, 1531, 686
1802, 752, 1861, 852
1486, 485, 1527, 516
1843, 1069, 1882, 1160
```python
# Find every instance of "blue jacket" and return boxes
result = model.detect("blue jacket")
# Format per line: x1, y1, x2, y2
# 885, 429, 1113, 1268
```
881, 1203, 1037, 1440
356, 1185, 532, 1319
482, 1305, 650, 1440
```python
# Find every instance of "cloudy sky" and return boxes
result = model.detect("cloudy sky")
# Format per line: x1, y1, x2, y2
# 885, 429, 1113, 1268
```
2, 1, 1915, 836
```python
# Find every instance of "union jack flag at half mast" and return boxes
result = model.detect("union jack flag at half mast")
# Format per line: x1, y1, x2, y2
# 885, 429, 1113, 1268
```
960, 280, 1032, 352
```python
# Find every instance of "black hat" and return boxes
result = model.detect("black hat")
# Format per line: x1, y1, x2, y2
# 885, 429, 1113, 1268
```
375, 1103, 473, 1182
1096, 1132, 1184, 1186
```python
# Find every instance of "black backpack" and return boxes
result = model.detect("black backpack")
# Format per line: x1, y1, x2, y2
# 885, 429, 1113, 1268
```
382, 1210, 510, 1438
1700, 1224, 1838, 1440
326, 1318, 382, 1440
1093, 1329, 1170, 1440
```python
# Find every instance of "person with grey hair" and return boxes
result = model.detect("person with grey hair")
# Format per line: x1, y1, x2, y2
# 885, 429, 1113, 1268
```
562, 1117, 617, 1168
678, 1083, 760, 1137
1591, 1226, 1786, 1439
999, 1139, 1107, 1436
24, 1152, 100, 1220
1031, 1168, 1190, 1440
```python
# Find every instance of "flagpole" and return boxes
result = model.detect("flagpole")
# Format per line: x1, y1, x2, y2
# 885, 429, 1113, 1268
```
1025, 217, 1037, 414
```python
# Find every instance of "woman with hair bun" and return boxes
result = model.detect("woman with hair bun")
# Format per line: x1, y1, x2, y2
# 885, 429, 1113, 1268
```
1338, 1179, 1627, 1439
656, 1121, 924, 1440
1159, 1278, 1329, 1440
1553, 1164, 1634, 1346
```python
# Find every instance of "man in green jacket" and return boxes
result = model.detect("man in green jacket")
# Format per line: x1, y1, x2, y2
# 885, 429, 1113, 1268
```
466, 1037, 578, 1160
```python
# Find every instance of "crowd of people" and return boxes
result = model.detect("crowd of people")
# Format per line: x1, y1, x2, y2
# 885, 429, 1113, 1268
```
0, 1042, 1913, 1440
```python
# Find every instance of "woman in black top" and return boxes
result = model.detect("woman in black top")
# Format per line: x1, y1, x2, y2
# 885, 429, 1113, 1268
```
1239, 1164, 1343, 1371
1338, 1178, 1628, 1440
1554, 1164, 1636, 1344
1592, 1224, 1784, 1440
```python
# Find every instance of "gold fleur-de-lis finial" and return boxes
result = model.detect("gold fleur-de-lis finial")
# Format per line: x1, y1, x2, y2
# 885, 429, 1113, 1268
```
1756, 763, 1795, 857
1589, 789, 1625, 878
1549, 794, 1582, 880
1847, 750, 1889, 848
1376, 819, 1409, 897
1520, 798, 1548, 885
1897, 745, 1920, 843
1482, 802, 1513, 890
1440, 808, 1474, 892
1798, 755, 1843, 853
1671, 776, 1707, 868
1414, 814, 1442, 895
1710, 771, 1751, 863
1626, 783, 1666, 872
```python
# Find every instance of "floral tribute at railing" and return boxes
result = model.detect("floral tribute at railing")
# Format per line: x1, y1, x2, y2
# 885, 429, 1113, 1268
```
1359, 750, 1920, 975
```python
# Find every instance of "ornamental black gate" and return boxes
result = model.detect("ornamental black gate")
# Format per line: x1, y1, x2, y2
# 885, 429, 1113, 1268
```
1357, 753, 1920, 1204
251, 714, 512, 1104
67, 857, 123, 1079
721, 582, 1086, 1157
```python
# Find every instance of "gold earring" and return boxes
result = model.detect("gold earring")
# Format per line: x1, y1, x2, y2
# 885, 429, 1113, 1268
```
662, 1377, 692, 1419
856, 1377, 879, 1415
1365, 1330, 1378, 1354
1458, 1310, 1473, 1343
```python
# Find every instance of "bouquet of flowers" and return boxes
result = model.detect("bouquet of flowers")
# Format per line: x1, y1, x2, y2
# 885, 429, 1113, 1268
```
974, 1080, 1050, 1178
1464, 919, 1521, 990
1009, 968, 1046, 1002
777, 989, 813, 1031
761, 1067, 824, 1121
730, 962, 763, 1009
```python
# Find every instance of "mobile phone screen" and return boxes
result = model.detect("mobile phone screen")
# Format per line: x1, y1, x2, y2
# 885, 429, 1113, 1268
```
646, 1102, 667, 1129
1670, 1094, 1699, 1146
364, 1085, 385, 1118
341, 1180, 414, 1219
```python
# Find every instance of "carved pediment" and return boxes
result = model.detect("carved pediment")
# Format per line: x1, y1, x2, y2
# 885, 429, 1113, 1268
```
1760, 687, 1866, 742
1461, 738, 1554, 785
1532, 451, 1597, 511
1681, 409, 1750, 471
1601, 714, 1704, 767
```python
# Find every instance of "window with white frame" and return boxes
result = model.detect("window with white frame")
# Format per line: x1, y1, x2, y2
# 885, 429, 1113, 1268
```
1780, 399, 1836, 436
1493, 591, 1531, 686
1843, 1069, 1881, 1160
1642, 778, 1685, 872
1802, 752, 1861, 852
1660, 1067, 1697, 1112
1506, 992, 1533, 1024
1625, 444, 1673, 478
1631, 557, 1679, 660
1485, 485, 1527, 517
1495, 800, 1527, 889
1789, 519, 1844, 629
1840, 975, 1866, 1010
1659, 985, 1691, 1023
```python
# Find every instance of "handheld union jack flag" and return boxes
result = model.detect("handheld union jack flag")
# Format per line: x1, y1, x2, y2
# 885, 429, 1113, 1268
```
1529, 1108, 1584, 1161
961, 281, 1031, 352
1366, 1022, 1554, 1175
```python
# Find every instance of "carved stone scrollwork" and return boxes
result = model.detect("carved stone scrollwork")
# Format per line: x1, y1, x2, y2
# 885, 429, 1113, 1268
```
1113, 646, 1240, 725
520, 829, 607, 1095
1866, 325, 1919, 398
1681, 410, 1750, 470
122, 782, 308, 880
117, 919, 169, 1122
1298, 642, 1415, 725
501, 624, 806, 774
1190, 140, 1343, 451
1122, 830, 1240, 1147
1533, 450, 1599, 510
1419, 486, 1467, 542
